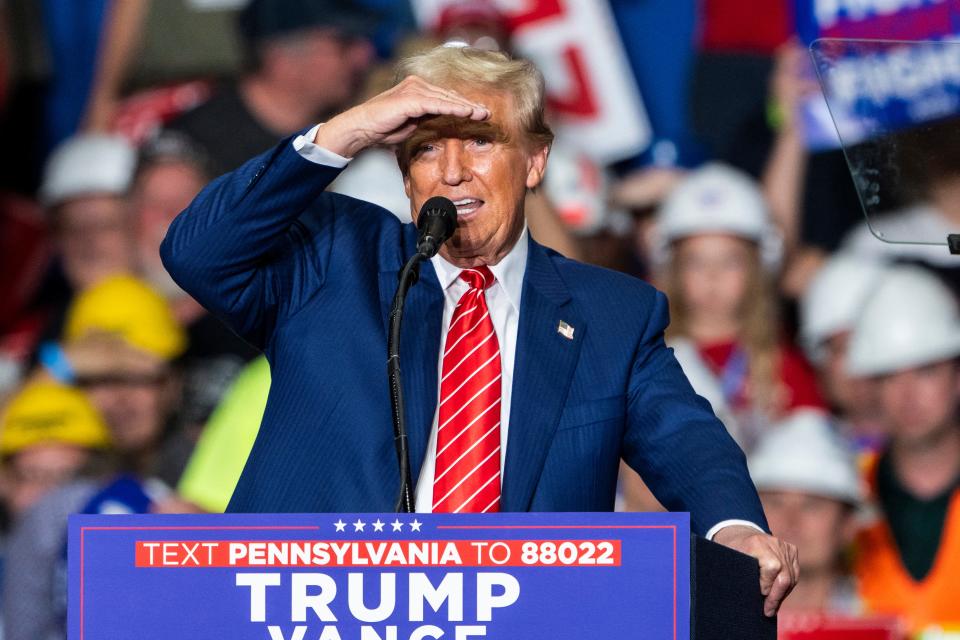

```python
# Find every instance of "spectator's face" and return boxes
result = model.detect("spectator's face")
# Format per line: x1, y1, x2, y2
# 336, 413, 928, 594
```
276, 29, 374, 111
82, 372, 170, 454
132, 162, 206, 294
2, 445, 91, 517
821, 331, 881, 420
675, 234, 753, 322
56, 195, 134, 290
878, 360, 960, 446
403, 89, 548, 266
761, 490, 854, 574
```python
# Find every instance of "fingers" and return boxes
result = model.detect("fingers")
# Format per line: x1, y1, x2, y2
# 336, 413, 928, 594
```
411, 98, 486, 120
379, 122, 418, 146
397, 75, 489, 120
757, 548, 782, 597
760, 542, 799, 617
763, 569, 792, 616
330, 76, 491, 154
710, 529, 800, 618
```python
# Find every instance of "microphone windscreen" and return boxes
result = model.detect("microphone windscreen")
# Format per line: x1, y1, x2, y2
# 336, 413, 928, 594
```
418, 196, 458, 238
416, 197, 459, 258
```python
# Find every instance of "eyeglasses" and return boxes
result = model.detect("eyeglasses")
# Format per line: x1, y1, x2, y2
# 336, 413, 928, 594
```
76, 373, 167, 389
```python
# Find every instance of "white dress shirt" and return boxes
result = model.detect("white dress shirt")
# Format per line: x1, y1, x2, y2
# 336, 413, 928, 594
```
414, 231, 527, 512
292, 127, 762, 538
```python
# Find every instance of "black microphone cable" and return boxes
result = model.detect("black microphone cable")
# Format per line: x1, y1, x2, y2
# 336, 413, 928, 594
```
388, 197, 458, 512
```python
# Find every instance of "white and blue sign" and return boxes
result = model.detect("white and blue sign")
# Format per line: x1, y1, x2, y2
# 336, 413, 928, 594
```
69, 512, 690, 640
795, 0, 960, 148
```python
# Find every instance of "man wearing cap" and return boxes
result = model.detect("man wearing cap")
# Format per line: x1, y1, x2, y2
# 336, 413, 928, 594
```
845, 266, 960, 632
3, 274, 187, 640
749, 410, 864, 614
163, 45, 798, 615
166, 0, 377, 175
0, 381, 111, 640
0, 381, 112, 521
799, 253, 887, 453
28, 132, 139, 371
39, 133, 137, 294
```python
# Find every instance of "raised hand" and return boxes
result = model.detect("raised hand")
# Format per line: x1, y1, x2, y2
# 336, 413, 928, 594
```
313, 75, 490, 158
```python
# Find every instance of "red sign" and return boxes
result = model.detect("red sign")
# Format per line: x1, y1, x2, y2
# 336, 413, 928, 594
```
779, 613, 904, 640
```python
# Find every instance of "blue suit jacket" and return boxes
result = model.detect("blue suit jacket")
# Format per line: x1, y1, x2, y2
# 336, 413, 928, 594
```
160, 135, 768, 536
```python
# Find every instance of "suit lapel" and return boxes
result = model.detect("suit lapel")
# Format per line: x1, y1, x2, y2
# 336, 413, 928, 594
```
501, 238, 585, 511
378, 229, 443, 489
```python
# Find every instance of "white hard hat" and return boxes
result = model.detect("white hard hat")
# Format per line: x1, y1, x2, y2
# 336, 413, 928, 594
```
40, 134, 136, 207
653, 163, 782, 269
846, 266, 960, 377
749, 409, 863, 505
800, 253, 888, 364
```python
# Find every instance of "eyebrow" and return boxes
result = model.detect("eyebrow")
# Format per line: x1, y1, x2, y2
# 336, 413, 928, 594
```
403, 116, 511, 152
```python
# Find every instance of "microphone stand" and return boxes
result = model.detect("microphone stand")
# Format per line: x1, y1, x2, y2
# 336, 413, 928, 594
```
387, 196, 457, 514
387, 251, 428, 513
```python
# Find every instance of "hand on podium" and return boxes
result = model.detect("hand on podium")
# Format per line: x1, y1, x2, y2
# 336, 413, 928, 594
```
713, 525, 799, 617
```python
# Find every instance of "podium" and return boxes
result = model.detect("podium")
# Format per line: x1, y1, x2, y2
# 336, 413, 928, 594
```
69, 512, 774, 639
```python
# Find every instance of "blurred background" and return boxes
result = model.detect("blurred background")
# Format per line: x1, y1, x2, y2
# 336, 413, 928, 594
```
0, 1, 958, 638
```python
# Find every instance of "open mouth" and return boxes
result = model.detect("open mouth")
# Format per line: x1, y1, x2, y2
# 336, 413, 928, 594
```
452, 198, 484, 218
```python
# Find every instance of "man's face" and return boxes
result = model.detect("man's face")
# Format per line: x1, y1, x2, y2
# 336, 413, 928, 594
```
821, 331, 881, 421
132, 162, 206, 295
760, 489, 855, 574
878, 360, 960, 447
81, 371, 170, 454
2, 445, 92, 517
56, 195, 134, 290
275, 28, 373, 113
402, 89, 548, 267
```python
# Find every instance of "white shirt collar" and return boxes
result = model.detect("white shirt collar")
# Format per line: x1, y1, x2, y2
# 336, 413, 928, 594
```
430, 226, 528, 313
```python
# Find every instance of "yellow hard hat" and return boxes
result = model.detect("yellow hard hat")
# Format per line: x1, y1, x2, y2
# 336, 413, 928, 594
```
64, 274, 187, 360
1, 381, 112, 456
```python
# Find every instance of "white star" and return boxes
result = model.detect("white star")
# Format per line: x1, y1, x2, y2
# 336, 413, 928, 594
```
391, 519, 404, 532
410, 519, 423, 532
372, 518, 385, 532
333, 519, 346, 532
353, 519, 366, 532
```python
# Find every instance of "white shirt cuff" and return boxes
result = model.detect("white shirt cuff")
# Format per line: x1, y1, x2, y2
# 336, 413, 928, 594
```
705, 519, 765, 541
292, 124, 352, 168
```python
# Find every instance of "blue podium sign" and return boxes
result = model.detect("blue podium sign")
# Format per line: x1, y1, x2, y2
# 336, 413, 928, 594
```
69, 511, 690, 639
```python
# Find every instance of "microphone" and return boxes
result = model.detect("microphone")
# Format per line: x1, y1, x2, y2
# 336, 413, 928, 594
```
416, 196, 458, 258
387, 196, 458, 512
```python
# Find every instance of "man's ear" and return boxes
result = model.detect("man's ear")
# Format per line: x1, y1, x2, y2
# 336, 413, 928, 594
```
525, 144, 550, 190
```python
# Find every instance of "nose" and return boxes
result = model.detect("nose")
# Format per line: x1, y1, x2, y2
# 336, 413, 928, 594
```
440, 142, 471, 186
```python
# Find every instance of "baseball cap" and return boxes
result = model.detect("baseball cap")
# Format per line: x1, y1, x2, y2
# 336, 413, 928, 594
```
238, 0, 381, 43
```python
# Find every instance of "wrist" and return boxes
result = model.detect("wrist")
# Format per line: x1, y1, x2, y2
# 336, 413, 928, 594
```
312, 113, 365, 159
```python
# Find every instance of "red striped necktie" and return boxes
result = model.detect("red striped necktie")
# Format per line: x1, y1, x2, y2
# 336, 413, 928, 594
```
432, 266, 502, 513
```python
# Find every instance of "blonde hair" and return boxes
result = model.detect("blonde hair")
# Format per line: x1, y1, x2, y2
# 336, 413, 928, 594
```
663, 240, 781, 416
393, 45, 553, 171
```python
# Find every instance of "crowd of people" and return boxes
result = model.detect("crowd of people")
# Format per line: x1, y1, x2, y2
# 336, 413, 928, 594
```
0, 0, 958, 638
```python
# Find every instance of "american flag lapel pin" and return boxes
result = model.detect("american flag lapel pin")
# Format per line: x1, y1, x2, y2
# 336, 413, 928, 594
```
557, 320, 575, 340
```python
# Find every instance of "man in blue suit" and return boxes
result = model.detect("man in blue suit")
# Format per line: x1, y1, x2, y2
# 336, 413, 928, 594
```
161, 45, 797, 615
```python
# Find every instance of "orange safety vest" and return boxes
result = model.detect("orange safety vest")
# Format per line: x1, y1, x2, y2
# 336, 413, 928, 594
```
854, 456, 960, 632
